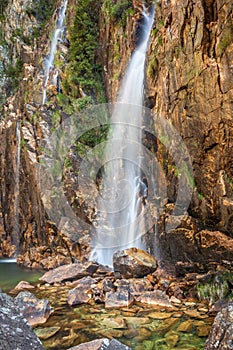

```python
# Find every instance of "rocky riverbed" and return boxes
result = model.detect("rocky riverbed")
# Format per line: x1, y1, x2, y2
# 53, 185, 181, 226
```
3, 248, 232, 349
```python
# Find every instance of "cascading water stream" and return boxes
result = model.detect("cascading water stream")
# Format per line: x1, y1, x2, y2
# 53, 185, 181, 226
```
12, 119, 21, 257
91, 5, 155, 267
42, 0, 68, 104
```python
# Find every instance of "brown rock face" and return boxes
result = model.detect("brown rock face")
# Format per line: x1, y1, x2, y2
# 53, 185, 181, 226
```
146, 0, 233, 233
204, 302, 233, 349
113, 248, 158, 278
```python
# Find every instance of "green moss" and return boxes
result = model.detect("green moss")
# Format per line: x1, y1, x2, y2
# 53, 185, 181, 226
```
217, 23, 233, 57
5, 59, 23, 92
147, 57, 158, 79
196, 271, 233, 304
0, 0, 8, 21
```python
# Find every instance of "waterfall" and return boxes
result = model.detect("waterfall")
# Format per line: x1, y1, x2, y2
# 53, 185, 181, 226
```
42, 0, 68, 104
90, 5, 155, 267
12, 119, 21, 256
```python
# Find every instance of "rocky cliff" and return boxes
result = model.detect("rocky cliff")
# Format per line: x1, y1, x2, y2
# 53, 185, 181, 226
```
0, 0, 232, 268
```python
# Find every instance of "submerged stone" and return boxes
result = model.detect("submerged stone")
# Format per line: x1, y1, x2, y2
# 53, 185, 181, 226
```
113, 248, 158, 278
67, 338, 132, 349
34, 326, 60, 340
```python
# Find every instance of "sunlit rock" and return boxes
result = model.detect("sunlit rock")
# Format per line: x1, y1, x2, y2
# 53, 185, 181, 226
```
13, 280, 35, 291
67, 276, 96, 306
105, 290, 134, 309
135, 290, 172, 308
14, 291, 53, 326
40, 261, 99, 284
113, 248, 158, 278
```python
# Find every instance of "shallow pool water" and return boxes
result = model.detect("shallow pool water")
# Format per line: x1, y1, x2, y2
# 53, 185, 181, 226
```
34, 285, 213, 350
0, 260, 43, 292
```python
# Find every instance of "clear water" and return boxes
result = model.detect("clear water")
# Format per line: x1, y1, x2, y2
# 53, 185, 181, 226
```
33, 285, 211, 350
90, 6, 155, 267
0, 261, 43, 292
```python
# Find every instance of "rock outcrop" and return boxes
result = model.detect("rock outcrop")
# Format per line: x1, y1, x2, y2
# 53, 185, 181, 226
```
146, 0, 233, 234
204, 302, 233, 349
0, 292, 45, 350
113, 248, 158, 278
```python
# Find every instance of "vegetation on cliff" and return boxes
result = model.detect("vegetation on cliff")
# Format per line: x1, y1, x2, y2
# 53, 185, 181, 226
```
61, 0, 105, 103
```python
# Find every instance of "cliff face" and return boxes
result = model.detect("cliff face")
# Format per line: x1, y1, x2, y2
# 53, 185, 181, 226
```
147, 0, 233, 234
0, 0, 232, 267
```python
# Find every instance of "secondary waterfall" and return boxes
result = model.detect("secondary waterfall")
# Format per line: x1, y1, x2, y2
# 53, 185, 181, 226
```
12, 119, 21, 256
91, 5, 155, 267
42, 0, 67, 104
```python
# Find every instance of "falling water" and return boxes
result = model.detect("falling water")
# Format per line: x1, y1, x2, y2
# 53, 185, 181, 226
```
12, 119, 21, 256
42, 0, 68, 104
91, 5, 155, 267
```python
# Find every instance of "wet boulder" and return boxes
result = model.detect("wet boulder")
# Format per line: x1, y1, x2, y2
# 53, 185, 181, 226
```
67, 276, 96, 306
204, 302, 233, 349
105, 290, 134, 308
40, 261, 99, 284
14, 291, 53, 326
113, 248, 158, 278
0, 292, 45, 350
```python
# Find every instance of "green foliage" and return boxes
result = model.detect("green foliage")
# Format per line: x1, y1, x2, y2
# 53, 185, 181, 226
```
103, 0, 134, 28
196, 271, 233, 304
75, 124, 109, 159
5, 59, 23, 92
0, 0, 8, 21
64, 0, 105, 101
25, 0, 56, 23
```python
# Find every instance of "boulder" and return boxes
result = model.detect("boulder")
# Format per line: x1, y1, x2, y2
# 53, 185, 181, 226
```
67, 338, 132, 349
113, 248, 158, 278
0, 292, 45, 350
135, 290, 173, 308
204, 302, 233, 350
14, 291, 53, 326
105, 291, 134, 308
13, 281, 35, 291
114, 278, 153, 295
40, 261, 99, 284
68, 276, 96, 306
